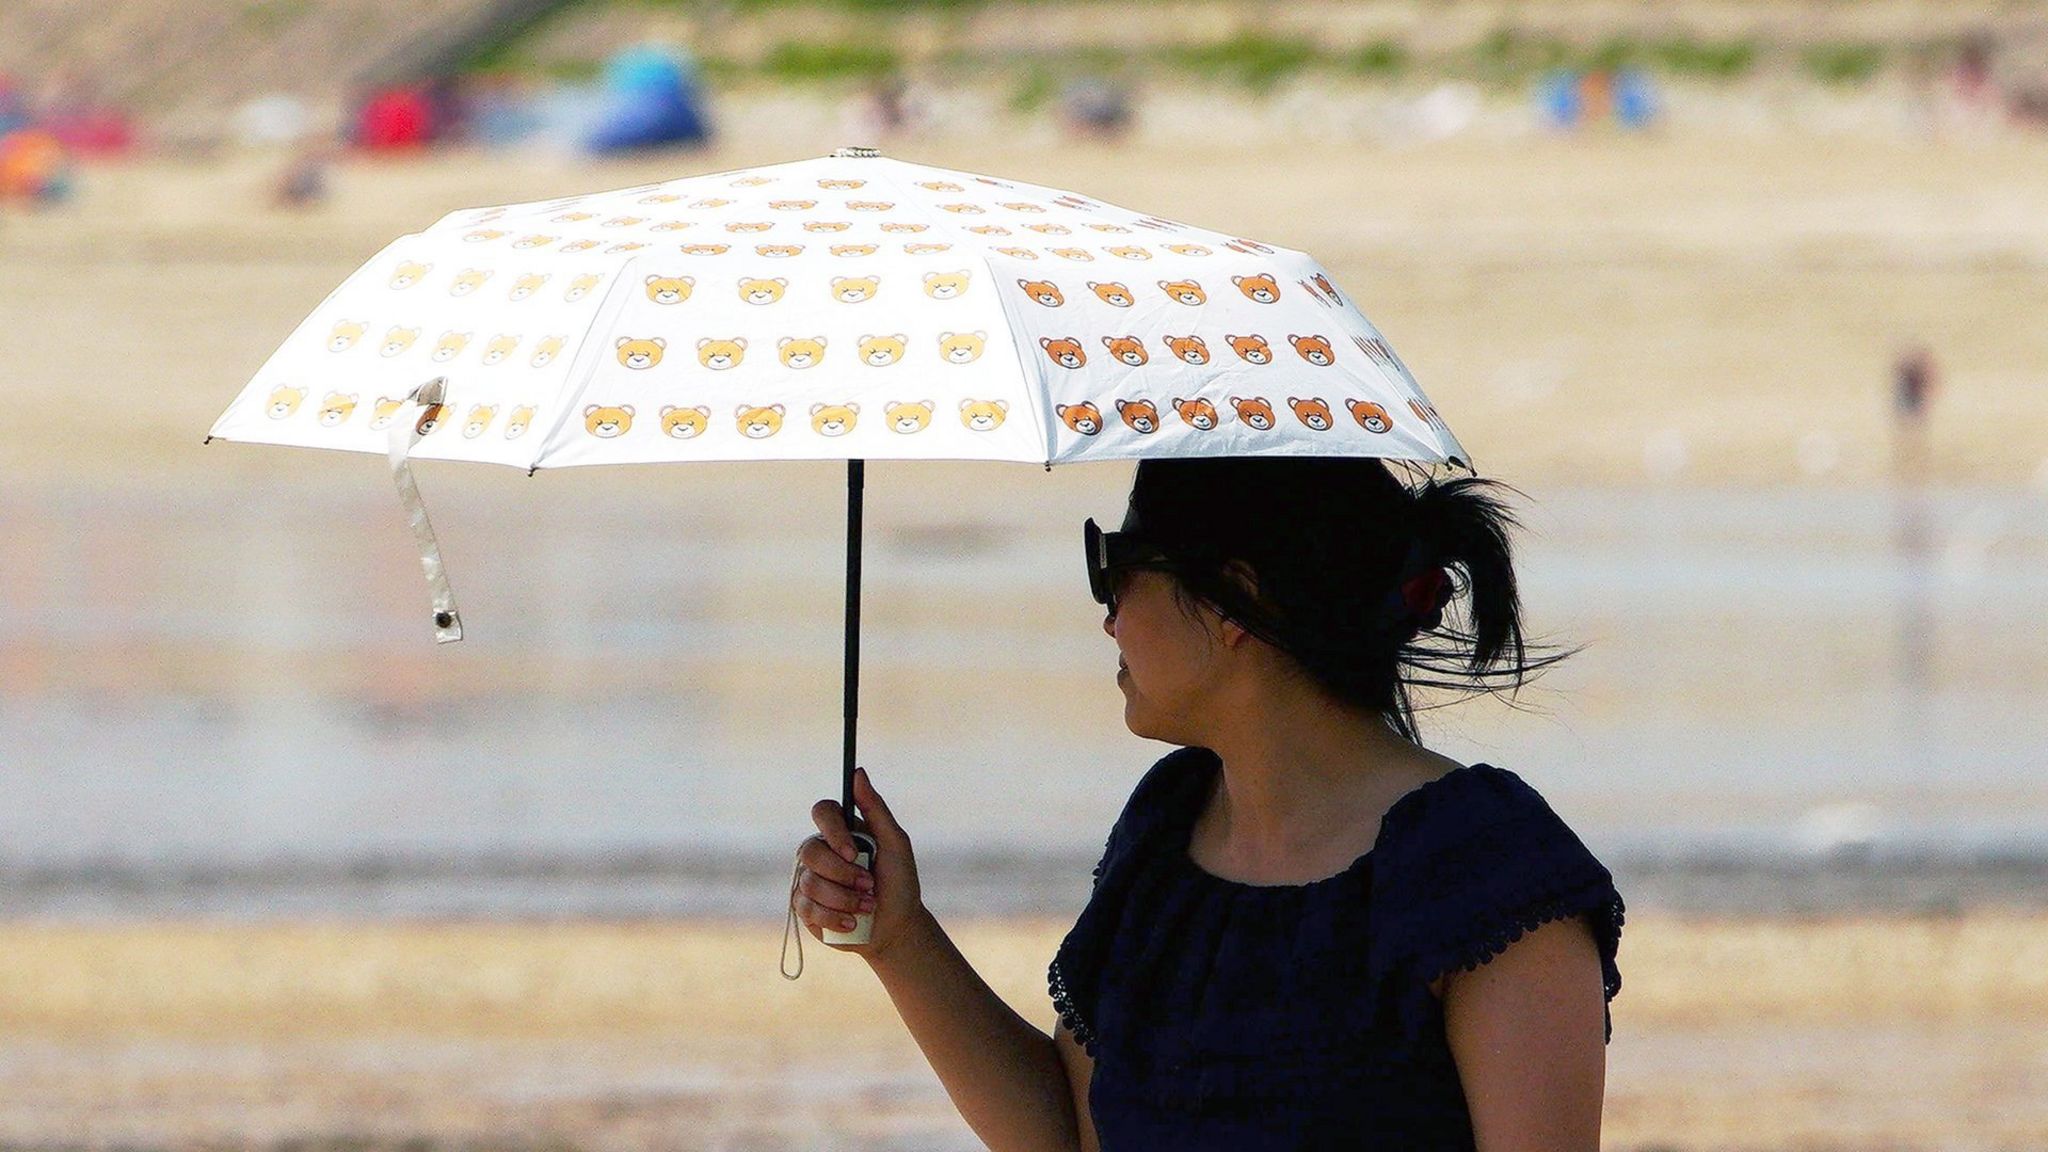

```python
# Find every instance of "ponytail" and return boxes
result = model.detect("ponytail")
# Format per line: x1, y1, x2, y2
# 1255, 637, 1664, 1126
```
1386, 476, 1578, 742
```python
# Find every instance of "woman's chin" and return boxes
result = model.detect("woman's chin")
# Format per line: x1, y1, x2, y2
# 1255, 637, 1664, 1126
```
1120, 695, 1146, 735
1120, 698, 1169, 743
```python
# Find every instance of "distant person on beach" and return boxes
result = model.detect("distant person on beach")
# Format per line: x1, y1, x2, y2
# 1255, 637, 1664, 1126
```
791, 456, 1622, 1149
1060, 76, 1132, 141
1891, 344, 1939, 479
844, 74, 923, 142
1951, 33, 1998, 110
1939, 32, 2007, 136
271, 143, 332, 210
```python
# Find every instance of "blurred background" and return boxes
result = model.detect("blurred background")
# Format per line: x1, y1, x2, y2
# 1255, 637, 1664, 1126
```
3, 0, 2046, 1148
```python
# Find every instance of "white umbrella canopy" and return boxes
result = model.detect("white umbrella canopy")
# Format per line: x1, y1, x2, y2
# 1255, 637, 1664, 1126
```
207, 147, 1476, 946
209, 147, 1471, 472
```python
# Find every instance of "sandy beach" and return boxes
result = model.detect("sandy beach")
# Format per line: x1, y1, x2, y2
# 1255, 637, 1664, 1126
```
1, 912, 2045, 1149
6, 101, 2047, 1152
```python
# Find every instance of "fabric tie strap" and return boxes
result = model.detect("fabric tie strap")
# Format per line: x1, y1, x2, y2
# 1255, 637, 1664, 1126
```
386, 376, 464, 644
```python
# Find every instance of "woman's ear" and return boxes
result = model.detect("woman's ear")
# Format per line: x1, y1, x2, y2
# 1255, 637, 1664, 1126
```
1217, 560, 1261, 648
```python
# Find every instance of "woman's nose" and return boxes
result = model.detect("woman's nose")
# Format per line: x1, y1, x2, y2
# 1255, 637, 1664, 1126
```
1101, 610, 1116, 637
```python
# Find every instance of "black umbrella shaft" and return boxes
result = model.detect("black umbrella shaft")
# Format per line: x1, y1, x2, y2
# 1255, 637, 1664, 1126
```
843, 459, 864, 819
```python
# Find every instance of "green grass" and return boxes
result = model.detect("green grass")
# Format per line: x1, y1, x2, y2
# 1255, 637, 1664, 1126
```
240, 0, 309, 34
539, 58, 604, 83
760, 40, 902, 82
695, 55, 747, 85
456, 0, 588, 78
1008, 65, 1058, 114
627, 0, 965, 8
1582, 35, 1643, 73
459, 5, 1901, 94
1340, 39, 1409, 78
1650, 35, 1757, 79
1065, 44, 1127, 76
459, 35, 531, 76
1801, 41, 1887, 85
720, 0, 985, 9
1466, 28, 1573, 86
1155, 33, 1318, 93
459, 40, 603, 84
1459, 27, 1763, 86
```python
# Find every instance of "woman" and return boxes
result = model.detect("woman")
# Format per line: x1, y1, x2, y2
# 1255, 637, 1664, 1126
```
789, 454, 1625, 1151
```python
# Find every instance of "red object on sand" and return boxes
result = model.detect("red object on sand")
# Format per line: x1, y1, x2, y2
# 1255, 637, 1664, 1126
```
44, 109, 134, 155
356, 86, 434, 150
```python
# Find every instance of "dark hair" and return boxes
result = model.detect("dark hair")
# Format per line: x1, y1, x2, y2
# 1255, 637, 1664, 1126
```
1125, 455, 1577, 743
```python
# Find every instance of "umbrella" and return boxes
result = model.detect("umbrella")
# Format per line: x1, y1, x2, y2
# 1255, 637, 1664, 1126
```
207, 146, 1473, 939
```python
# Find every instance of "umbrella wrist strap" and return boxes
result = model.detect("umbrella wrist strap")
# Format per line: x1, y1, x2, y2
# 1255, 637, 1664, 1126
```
387, 377, 463, 644
781, 852, 805, 979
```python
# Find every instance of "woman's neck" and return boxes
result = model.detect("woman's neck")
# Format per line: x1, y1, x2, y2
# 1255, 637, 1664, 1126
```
1196, 675, 1450, 865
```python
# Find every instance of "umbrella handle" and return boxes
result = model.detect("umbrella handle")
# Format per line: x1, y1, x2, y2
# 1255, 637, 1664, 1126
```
819, 831, 878, 947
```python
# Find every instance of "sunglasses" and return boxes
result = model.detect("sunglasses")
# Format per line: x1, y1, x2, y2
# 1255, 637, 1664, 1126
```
1084, 517, 1177, 615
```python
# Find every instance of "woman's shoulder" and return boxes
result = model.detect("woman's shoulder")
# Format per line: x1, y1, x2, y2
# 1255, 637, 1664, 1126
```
1375, 760, 1616, 908
1390, 761, 1597, 852
1370, 760, 1628, 1043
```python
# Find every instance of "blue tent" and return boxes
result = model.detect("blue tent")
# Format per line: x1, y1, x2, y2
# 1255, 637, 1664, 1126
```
584, 44, 711, 153
1613, 69, 1659, 130
1538, 70, 1581, 129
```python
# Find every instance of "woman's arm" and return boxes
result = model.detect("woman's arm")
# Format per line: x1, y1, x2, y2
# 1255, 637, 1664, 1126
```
798, 769, 1083, 1152
1439, 913, 1608, 1152
1053, 1018, 1101, 1152
868, 906, 1085, 1152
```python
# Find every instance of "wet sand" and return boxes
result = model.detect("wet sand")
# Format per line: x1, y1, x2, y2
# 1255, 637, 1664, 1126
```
2, 913, 2045, 1148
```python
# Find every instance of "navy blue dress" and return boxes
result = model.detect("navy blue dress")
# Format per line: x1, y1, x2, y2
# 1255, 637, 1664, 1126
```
1048, 747, 1625, 1150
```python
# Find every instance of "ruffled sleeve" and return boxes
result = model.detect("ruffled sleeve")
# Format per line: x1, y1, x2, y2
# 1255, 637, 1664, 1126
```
1048, 747, 1209, 1057
1366, 764, 1626, 1046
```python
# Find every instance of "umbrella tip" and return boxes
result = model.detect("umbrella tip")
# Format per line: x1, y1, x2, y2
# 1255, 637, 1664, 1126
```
831, 145, 881, 159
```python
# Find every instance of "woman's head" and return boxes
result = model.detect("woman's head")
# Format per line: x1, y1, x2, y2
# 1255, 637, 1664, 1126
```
1099, 455, 1573, 745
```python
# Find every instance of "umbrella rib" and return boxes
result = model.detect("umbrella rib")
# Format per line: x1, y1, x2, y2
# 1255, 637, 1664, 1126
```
519, 253, 650, 472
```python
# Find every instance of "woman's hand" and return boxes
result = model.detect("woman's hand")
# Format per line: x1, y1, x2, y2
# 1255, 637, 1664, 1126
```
794, 767, 925, 960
